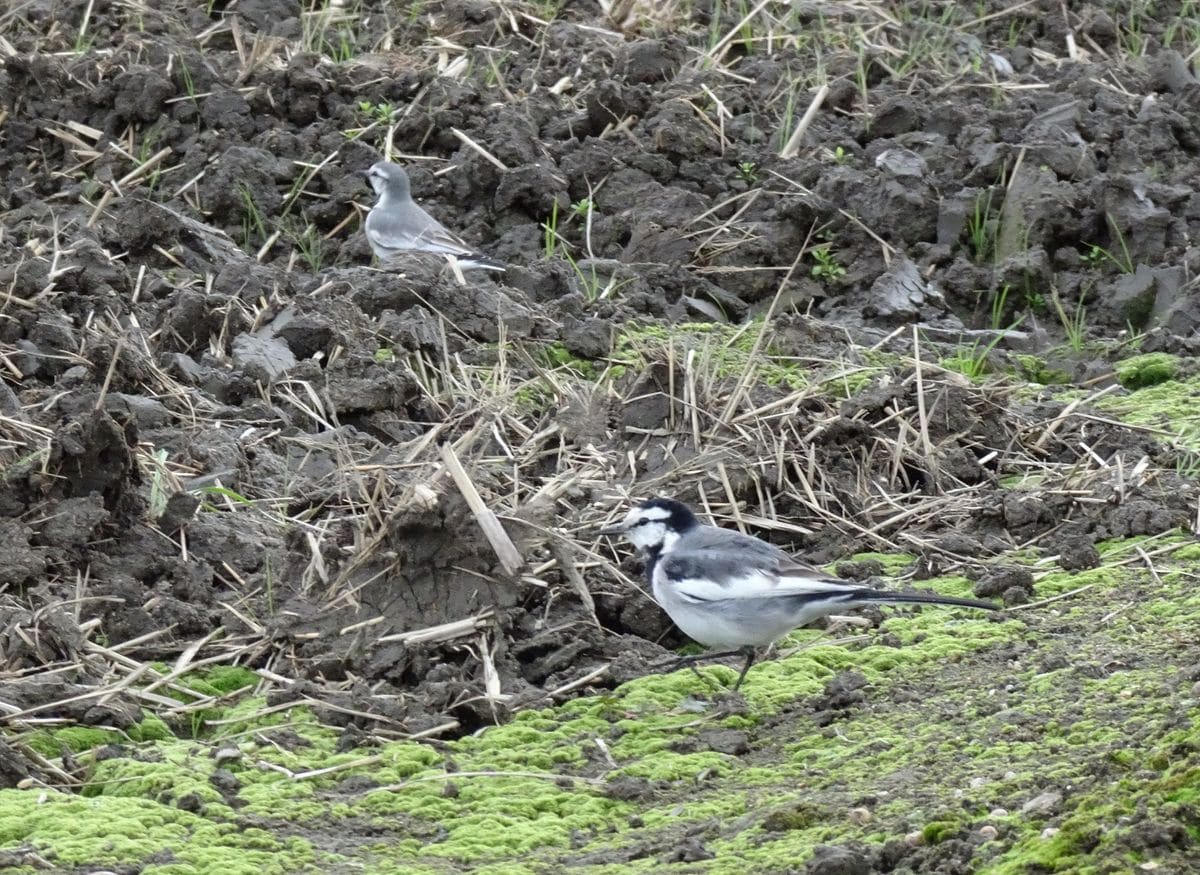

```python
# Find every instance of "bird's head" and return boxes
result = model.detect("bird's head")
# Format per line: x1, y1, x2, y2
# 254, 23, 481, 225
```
598, 498, 698, 553
360, 161, 410, 198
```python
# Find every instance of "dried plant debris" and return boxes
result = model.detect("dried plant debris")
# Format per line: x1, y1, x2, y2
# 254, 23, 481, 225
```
2, 0, 1200, 871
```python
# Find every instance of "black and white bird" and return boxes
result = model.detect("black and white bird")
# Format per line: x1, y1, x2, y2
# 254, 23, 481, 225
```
600, 498, 998, 691
359, 161, 506, 272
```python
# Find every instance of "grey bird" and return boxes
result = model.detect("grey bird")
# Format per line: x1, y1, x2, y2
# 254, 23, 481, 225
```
359, 161, 505, 272
600, 498, 999, 691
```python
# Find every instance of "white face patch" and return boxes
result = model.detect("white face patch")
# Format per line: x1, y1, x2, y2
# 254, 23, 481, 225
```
619, 505, 678, 553
367, 166, 389, 196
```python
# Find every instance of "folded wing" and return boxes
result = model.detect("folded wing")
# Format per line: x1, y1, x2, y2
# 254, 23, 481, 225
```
663, 551, 863, 604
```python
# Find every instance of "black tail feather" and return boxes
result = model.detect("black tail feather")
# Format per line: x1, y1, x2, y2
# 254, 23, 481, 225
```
855, 590, 999, 611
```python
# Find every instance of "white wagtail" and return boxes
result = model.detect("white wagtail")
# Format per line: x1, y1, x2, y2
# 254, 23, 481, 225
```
600, 498, 999, 691
359, 161, 506, 272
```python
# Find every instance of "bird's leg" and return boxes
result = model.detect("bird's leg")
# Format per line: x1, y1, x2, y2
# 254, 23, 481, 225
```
654, 647, 758, 691
730, 646, 757, 692
659, 648, 747, 675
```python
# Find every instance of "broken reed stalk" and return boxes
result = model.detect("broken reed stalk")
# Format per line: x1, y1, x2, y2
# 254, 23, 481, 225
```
779, 83, 829, 159
440, 443, 524, 576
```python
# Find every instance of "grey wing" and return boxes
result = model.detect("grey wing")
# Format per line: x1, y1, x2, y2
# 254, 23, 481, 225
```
365, 201, 475, 258
663, 526, 865, 603
680, 525, 789, 560
399, 203, 481, 258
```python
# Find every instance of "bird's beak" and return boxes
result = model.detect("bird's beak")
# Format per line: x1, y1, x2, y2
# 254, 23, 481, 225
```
355, 169, 372, 179
596, 523, 626, 537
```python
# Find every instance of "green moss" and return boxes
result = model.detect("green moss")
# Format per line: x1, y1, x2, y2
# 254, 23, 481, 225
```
761, 802, 828, 831
1097, 373, 1200, 449
26, 726, 122, 756
1113, 352, 1178, 389
7, 534, 1199, 873
0, 792, 320, 873
844, 551, 917, 574
129, 713, 174, 742
199, 665, 260, 694
922, 817, 964, 844
538, 341, 601, 379
1013, 354, 1071, 384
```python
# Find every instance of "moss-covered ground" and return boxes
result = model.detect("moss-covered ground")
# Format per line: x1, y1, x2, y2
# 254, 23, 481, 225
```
4, 533, 1198, 873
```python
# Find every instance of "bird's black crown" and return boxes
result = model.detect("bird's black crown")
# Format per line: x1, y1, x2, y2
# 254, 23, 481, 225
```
635, 497, 699, 532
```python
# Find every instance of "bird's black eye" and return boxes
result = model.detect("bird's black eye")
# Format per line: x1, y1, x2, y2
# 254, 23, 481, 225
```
630, 518, 651, 527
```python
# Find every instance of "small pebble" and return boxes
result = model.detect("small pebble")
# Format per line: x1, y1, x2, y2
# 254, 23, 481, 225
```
979, 825, 998, 840
969, 776, 989, 789
1042, 827, 1060, 839
848, 807, 872, 825
904, 831, 924, 847
1021, 790, 1063, 816
214, 747, 242, 765
989, 808, 1008, 818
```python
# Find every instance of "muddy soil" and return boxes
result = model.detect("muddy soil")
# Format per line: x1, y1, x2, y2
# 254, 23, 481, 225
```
2, 0, 1200, 870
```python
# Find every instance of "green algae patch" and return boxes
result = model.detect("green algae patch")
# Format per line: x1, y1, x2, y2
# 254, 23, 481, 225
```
25, 714, 170, 759
1113, 352, 1179, 389
1096, 372, 1200, 449
8, 536, 1198, 873
1014, 354, 1071, 385
26, 726, 122, 757
538, 341, 604, 380
1029, 564, 1121, 599
130, 713, 175, 742
0, 790, 320, 874
843, 551, 916, 575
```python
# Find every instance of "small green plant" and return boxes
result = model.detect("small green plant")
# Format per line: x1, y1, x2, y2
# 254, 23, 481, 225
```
736, 0, 755, 52
1117, 10, 1146, 56
137, 125, 165, 195
1082, 214, 1135, 273
1121, 321, 1147, 351
74, 2, 94, 53
542, 198, 560, 258
300, 0, 359, 61
829, 145, 850, 164
200, 485, 254, 509
988, 284, 1012, 331
405, 0, 426, 22
178, 58, 198, 105
375, 348, 396, 364
531, 0, 565, 19
357, 100, 395, 124
571, 198, 593, 219
238, 184, 268, 251
943, 335, 1003, 380
288, 220, 325, 272
1176, 449, 1200, 480
707, 0, 726, 51
810, 244, 845, 281
966, 189, 998, 263
1053, 286, 1089, 353
483, 55, 510, 88
563, 249, 601, 302
737, 162, 758, 184
777, 83, 799, 152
